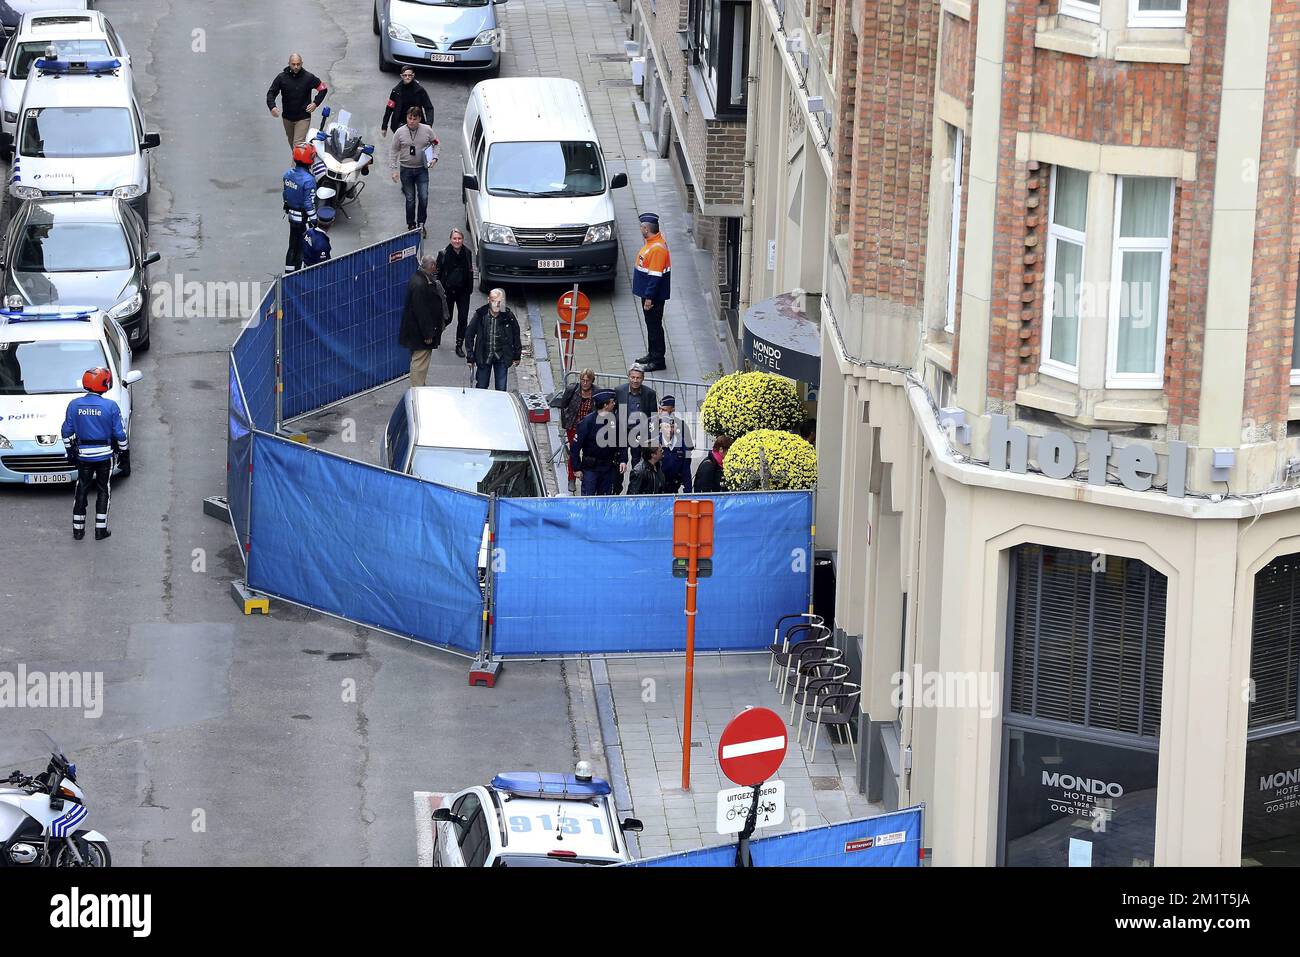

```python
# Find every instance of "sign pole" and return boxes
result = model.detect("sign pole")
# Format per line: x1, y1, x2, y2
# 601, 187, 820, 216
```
681, 507, 698, 791
567, 283, 579, 375
735, 782, 762, 867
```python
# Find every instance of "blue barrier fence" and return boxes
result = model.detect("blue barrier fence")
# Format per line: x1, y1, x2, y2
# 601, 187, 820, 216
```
226, 358, 253, 555
629, 806, 924, 867
280, 232, 419, 422
231, 288, 279, 433
490, 491, 813, 655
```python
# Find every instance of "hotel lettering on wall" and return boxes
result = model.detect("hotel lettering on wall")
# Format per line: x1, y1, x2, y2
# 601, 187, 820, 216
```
986, 414, 1190, 499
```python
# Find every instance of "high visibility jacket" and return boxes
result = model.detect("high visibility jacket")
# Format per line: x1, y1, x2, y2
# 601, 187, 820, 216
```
61, 393, 127, 463
632, 233, 671, 301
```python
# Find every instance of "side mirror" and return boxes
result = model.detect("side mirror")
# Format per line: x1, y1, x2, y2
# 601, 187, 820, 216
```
493, 0, 507, 4
0, 60, 7, 75
144, 250, 161, 266
141, 132, 161, 150
462, 173, 479, 192
620, 817, 644, 833
124, 370, 143, 385
431, 807, 455, 822
610, 172, 628, 189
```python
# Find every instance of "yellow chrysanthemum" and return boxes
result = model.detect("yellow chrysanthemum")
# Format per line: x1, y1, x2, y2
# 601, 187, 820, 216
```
723, 429, 818, 491
699, 371, 804, 440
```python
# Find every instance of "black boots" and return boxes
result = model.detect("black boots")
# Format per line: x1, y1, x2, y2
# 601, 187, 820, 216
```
455, 340, 465, 358
73, 528, 84, 541
95, 528, 111, 541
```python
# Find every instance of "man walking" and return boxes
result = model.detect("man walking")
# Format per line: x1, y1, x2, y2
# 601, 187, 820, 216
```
464, 288, 522, 391
282, 143, 318, 273
571, 390, 626, 496
381, 68, 434, 135
632, 211, 671, 372
390, 107, 439, 236
399, 256, 448, 387
266, 53, 329, 148
62, 367, 127, 541
613, 366, 657, 490
436, 228, 473, 357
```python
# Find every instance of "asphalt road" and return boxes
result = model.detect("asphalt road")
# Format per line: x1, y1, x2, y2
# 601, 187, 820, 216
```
0, 0, 588, 865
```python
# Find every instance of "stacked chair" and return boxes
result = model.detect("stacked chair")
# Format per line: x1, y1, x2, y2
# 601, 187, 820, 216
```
767, 613, 861, 762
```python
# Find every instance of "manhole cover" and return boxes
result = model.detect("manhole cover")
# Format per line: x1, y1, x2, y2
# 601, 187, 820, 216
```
811, 777, 842, 791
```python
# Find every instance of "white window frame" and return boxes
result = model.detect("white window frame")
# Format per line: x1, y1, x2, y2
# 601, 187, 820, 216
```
1106, 176, 1174, 389
1060, 0, 1102, 25
945, 125, 964, 335
1041, 166, 1087, 384
1128, 0, 1187, 29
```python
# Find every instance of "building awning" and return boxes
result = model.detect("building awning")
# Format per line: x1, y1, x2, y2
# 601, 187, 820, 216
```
742, 291, 821, 386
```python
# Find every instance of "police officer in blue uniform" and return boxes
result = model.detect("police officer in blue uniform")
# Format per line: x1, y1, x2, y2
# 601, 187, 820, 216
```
61, 367, 127, 541
283, 143, 318, 273
570, 390, 627, 496
301, 205, 334, 267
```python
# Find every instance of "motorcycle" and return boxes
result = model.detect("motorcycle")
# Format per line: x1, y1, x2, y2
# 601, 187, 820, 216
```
0, 731, 111, 867
311, 106, 374, 217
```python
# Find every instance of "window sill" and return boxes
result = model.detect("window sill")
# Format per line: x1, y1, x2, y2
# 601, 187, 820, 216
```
941, 0, 971, 21
924, 339, 954, 374
1093, 397, 1168, 426
1034, 24, 1100, 59
1114, 39, 1190, 64
687, 64, 718, 123
1017, 380, 1082, 418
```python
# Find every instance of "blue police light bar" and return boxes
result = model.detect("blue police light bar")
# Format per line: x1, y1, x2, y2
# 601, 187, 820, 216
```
0, 306, 98, 323
33, 57, 122, 75
491, 772, 612, 799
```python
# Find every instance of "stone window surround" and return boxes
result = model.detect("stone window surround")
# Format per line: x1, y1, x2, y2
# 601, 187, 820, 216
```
924, 91, 970, 366
1037, 0, 1191, 65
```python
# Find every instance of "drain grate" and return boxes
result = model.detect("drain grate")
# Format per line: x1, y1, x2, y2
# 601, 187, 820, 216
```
811, 776, 843, 791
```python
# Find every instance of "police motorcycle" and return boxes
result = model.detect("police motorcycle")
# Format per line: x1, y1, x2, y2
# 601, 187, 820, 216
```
0, 731, 110, 867
311, 106, 374, 217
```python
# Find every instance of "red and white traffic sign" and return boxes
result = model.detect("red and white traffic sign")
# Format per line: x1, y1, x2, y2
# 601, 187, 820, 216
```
717, 707, 787, 786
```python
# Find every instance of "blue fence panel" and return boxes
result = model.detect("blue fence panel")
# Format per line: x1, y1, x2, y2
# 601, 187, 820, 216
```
491, 491, 812, 655
226, 356, 253, 555
630, 806, 924, 868
280, 232, 419, 421
232, 287, 279, 432
246, 434, 487, 652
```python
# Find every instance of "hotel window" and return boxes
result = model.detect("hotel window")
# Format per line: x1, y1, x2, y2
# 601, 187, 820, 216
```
1108, 176, 1174, 388
1060, 0, 1101, 23
1041, 166, 1089, 381
1128, 0, 1186, 28
944, 125, 964, 334
692, 0, 750, 118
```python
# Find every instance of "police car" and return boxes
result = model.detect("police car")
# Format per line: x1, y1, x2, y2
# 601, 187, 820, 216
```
432, 763, 643, 867
0, 53, 158, 221
0, 305, 139, 484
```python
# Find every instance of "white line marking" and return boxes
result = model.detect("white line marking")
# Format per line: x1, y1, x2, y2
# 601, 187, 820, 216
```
721, 735, 786, 760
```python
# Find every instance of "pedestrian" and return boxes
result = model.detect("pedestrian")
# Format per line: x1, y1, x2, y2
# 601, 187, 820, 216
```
300, 205, 334, 268
464, 288, 521, 391
570, 390, 626, 496
656, 396, 693, 493
281, 143, 318, 273
694, 435, 733, 493
799, 417, 816, 447
381, 67, 434, 135
549, 367, 597, 493
398, 256, 448, 387
266, 53, 328, 149
627, 444, 668, 495
389, 106, 439, 236
632, 211, 671, 372
61, 367, 127, 541
614, 366, 658, 489
436, 227, 473, 357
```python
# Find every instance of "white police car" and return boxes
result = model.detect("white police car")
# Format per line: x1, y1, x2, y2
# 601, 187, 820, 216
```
0, 305, 140, 484
432, 763, 642, 867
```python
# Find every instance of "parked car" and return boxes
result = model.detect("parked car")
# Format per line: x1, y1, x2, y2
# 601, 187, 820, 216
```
375, 0, 506, 75
0, 1, 89, 41
0, 195, 159, 349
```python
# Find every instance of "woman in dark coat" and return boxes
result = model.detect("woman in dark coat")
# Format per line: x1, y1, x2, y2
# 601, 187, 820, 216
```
694, 435, 733, 493
436, 228, 474, 356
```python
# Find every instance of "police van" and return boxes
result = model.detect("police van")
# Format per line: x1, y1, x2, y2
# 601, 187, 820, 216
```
1, 54, 158, 221
0, 306, 140, 484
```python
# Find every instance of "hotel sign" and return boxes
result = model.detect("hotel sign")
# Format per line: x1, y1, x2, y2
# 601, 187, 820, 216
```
987, 414, 1189, 499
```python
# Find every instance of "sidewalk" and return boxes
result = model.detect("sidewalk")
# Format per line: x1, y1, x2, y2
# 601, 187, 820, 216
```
603, 654, 880, 858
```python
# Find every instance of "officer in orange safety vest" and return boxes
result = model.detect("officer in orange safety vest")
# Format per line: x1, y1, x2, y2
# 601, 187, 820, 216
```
632, 212, 671, 372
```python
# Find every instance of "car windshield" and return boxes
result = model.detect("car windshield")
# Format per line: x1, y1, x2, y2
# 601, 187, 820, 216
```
410, 0, 488, 6
12, 39, 111, 79
486, 141, 605, 197
492, 855, 620, 867
410, 447, 540, 497
14, 222, 131, 272
0, 338, 106, 395
19, 106, 136, 158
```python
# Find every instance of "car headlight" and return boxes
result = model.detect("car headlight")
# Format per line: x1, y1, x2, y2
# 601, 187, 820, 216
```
107, 293, 143, 320
0, 434, 11, 450
388, 22, 414, 43
583, 221, 615, 244
3, 111, 15, 124
7, 184, 41, 199
473, 29, 500, 47
113, 184, 144, 200
482, 222, 517, 245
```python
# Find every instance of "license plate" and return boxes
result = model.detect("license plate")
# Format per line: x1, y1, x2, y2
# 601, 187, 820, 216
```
537, 259, 565, 268
25, 472, 75, 484
429, 53, 455, 63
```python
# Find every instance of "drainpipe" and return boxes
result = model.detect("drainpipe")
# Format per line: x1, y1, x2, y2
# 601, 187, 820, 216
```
736, 2, 763, 327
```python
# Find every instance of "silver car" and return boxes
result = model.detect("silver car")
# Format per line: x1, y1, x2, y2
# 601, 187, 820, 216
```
375, 0, 505, 75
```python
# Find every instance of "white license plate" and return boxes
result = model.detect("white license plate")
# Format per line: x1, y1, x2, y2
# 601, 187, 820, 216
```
429, 53, 455, 63
25, 472, 75, 484
537, 259, 565, 268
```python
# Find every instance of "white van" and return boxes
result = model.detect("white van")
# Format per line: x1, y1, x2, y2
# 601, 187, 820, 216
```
461, 78, 627, 294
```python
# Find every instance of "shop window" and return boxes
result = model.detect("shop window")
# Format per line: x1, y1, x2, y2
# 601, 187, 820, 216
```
1108, 177, 1173, 388
1001, 544, 1166, 867
1041, 166, 1088, 380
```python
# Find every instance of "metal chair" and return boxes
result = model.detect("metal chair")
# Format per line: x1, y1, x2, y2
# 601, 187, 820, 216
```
777, 627, 833, 701
789, 657, 849, 730
769, 622, 826, 693
784, 645, 844, 722
805, 682, 861, 763
767, 613, 824, 683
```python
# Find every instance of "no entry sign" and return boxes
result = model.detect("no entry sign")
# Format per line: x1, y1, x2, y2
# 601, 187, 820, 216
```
717, 707, 787, 786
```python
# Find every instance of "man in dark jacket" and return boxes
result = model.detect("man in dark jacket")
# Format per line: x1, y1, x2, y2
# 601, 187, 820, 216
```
628, 445, 668, 495
570, 391, 626, 496
381, 68, 435, 135
267, 53, 329, 148
464, 288, 522, 391
656, 396, 693, 493
398, 257, 447, 387
613, 366, 657, 492
436, 228, 474, 357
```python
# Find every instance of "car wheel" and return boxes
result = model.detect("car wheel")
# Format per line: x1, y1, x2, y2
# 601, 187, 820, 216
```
378, 41, 397, 74
373, 3, 380, 35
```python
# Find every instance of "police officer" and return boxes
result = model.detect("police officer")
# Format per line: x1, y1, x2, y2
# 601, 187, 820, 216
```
61, 367, 127, 541
283, 143, 318, 273
632, 211, 672, 372
570, 390, 626, 496
301, 205, 334, 267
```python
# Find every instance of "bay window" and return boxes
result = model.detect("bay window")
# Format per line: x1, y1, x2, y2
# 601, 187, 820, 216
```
1108, 176, 1173, 388
1041, 166, 1089, 380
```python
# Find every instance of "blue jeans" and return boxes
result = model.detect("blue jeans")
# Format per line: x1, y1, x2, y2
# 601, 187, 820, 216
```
400, 166, 428, 228
474, 358, 510, 391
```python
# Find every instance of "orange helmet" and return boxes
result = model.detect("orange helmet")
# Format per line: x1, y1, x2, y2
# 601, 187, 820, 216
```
82, 367, 112, 394
292, 143, 316, 165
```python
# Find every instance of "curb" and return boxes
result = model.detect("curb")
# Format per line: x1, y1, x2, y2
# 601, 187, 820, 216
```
589, 655, 640, 859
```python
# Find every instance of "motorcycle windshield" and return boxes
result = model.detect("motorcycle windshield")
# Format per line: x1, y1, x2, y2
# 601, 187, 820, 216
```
0, 729, 63, 771
326, 125, 362, 161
